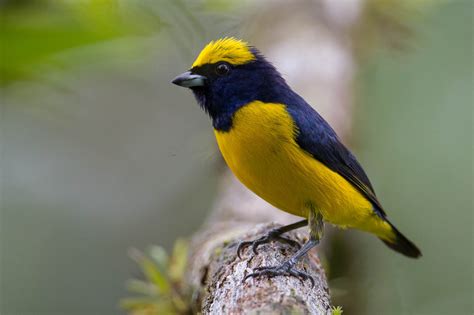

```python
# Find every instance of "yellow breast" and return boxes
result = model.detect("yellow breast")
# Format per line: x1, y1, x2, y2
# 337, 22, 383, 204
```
214, 101, 388, 235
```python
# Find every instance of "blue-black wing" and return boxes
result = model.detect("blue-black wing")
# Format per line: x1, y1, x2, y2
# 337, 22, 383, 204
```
286, 104, 386, 218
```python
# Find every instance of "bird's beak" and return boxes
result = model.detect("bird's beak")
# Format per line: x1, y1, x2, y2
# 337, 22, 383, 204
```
171, 71, 206, 88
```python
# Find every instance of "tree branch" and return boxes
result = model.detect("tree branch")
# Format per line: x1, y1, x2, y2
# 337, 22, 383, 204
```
188, 221, 330, 314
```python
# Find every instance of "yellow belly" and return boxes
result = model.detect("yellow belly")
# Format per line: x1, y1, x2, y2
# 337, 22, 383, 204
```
214, 101, 390, 236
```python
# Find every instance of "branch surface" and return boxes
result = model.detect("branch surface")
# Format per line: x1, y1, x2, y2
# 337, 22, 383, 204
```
188, 222, 331, 314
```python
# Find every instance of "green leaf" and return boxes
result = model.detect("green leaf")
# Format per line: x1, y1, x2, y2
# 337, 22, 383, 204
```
149, 245, 169, 269
129, 248, 170, 294
331, 306, 344, 315
169, 239, 188, 282
126, 279, 158, 297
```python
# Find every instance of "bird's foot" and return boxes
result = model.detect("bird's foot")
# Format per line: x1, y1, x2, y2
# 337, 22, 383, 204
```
237, 229, 301, 259
243, 260, 315, 287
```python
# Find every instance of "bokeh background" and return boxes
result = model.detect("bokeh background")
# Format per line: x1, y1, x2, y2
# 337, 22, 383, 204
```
0, 0, 472, 314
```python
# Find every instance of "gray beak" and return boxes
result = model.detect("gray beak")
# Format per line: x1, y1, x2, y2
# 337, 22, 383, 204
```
172, 71, 206, 88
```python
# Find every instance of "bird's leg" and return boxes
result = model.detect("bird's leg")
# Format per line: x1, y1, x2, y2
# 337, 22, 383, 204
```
237, 220, 308, 259
243, 211, 324, 286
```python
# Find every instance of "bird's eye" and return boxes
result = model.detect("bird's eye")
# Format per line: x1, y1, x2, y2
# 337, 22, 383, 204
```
215, 63, 231, 76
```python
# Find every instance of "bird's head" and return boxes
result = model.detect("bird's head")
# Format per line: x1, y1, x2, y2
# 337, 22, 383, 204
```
172, 37, 290, 130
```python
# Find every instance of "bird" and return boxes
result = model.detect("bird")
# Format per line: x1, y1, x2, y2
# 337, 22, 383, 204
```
172, 37, 421, 284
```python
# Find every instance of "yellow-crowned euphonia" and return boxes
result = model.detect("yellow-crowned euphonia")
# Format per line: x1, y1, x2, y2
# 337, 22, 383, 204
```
172, 38, 421, 284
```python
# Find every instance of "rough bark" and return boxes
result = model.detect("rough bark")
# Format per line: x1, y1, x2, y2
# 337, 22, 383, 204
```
188, 222, 330, 314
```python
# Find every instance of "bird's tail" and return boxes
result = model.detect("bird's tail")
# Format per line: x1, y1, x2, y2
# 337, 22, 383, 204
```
380, 221, 422, 258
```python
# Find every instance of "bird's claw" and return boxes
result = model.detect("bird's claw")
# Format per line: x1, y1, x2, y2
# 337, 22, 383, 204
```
237, 231, 301, 259
243, 262, 315, 288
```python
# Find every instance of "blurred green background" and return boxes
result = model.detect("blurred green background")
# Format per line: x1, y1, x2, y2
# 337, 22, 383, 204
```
0, 0, 472, 314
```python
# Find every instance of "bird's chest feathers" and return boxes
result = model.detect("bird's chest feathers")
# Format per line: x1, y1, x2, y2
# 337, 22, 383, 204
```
214, 101, 307, 212
215, 101, 297, 170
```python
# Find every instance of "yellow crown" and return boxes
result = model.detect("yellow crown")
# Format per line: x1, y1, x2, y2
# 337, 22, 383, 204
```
192, 37, 256, 68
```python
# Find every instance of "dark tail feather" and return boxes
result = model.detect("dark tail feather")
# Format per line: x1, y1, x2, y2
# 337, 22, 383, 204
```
380, 223, 422, 258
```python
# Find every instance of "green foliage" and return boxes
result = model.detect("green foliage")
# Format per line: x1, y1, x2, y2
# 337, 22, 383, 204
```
0, 0, 164, 85
120, 240, 191, 315
0, 0, 246, 86
331, 305, 344, 315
